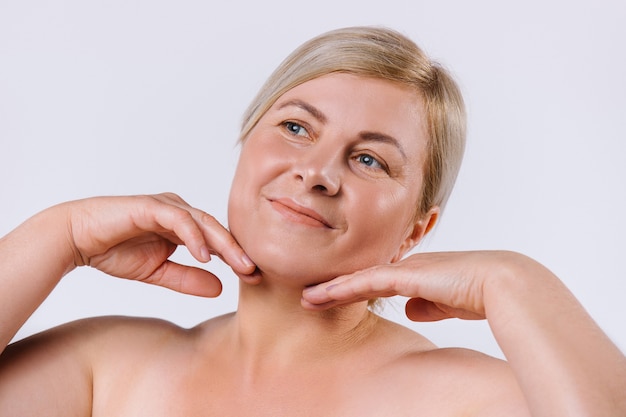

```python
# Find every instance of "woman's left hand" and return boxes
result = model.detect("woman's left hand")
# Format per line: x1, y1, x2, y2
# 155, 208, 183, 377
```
301, 250, 538, 322
303, 250, 626, 415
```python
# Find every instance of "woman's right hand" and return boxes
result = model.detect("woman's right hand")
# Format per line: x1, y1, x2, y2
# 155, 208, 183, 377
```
64, 193, 259, 296
0, 192, 257, 349
0, 193, 258, 415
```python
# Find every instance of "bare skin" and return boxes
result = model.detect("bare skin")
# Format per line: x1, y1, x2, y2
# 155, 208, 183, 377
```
0, 198, 524, 417
1, 74, 625, 416
0, 194, 624, 416
1, 311, 526, 416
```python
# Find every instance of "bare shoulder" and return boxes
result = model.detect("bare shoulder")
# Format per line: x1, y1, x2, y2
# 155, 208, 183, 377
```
412, 348, 530, 415
366, 317, 530, 416
2, 315, 191, 377
0, 315, 232, 416
30, 315, 190, 350
74, 314, 234, 368
0, 316, 184, 416
74, 315, 191, 351
3, 313, 235, 377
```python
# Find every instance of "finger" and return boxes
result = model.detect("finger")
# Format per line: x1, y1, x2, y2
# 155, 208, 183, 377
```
130, 196, 213, 264
405, 298, 453, 322
149, 194, 257, 277
405, 298, 485, 322
302, 267, 399, 306
133, 197, 254, 276
142, 260, 223, 297
235, 269, 263, 285
193, 211, 257, 277
301, 295, 371, 311
301, 276, 355, 305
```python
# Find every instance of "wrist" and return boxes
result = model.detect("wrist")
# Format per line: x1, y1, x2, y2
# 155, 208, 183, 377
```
482, 251, 552, 326
36, 202, 81, 276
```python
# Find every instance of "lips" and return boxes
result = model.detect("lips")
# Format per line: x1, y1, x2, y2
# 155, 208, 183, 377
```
268, 198, 334, 229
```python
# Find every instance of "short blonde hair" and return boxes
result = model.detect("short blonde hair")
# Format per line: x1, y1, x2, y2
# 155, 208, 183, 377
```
240, 26, 466, 216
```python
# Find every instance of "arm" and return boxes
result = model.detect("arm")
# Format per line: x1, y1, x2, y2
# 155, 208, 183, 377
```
0, 193, 258, 415
302, 251, 626, 416
0, 203, 76, 350
484, 254, 626, 416
0, 193, 257, 350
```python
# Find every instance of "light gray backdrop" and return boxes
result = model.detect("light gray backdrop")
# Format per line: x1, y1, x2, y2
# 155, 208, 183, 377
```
1, 0, 624, 358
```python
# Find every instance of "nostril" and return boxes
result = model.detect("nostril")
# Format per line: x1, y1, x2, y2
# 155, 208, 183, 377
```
293, 164, 340, 196
312, 184, 328, 193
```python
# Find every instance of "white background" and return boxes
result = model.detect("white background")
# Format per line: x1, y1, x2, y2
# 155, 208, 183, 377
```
1, 1, 624, 359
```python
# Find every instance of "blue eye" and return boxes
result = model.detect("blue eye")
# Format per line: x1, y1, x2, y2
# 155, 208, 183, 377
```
284, 121, 308, 137
357, 154, 383, 169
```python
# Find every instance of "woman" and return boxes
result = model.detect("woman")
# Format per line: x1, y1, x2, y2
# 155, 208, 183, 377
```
1, 27, 624, 416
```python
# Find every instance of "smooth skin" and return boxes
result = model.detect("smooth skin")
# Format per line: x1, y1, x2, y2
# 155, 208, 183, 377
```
1, 74, 625, 416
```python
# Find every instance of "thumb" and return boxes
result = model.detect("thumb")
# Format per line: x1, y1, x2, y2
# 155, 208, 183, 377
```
405, 298, 485, 322
405, 298, 454, 322
143, 260, 223, 297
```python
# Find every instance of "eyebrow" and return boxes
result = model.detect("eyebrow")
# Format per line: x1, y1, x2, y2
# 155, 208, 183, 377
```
359, 131, 407, 160
277, 99, 328, 123
277, 98, 407, 160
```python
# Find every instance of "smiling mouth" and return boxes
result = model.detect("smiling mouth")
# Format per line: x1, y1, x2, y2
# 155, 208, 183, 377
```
269, 198, 333, 229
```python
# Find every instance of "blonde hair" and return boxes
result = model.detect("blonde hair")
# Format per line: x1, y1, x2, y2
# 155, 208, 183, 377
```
240, 26, 466, 216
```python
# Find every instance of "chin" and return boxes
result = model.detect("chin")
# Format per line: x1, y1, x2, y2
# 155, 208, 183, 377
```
244, 240, 338, 287
228, 213, 394, 287
229, 217, 335, 286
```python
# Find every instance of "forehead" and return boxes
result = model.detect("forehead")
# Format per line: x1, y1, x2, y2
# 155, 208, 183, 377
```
270, 73, 428, 158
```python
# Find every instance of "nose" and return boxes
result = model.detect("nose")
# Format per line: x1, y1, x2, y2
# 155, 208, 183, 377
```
293, 142, 342, 196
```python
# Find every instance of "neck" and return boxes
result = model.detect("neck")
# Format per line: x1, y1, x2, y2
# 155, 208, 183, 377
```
230, 275, 376, 369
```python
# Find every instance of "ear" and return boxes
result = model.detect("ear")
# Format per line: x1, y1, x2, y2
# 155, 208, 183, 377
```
390, 206, 439, 263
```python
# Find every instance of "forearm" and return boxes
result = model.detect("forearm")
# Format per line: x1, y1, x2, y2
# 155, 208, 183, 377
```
0, 204, 76, 349
486, 255, 626, 416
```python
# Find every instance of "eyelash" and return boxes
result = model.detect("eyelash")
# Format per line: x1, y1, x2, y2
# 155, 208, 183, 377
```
354, 153, 389, 173
283, 121, 310, 138
281, 121, 390, 175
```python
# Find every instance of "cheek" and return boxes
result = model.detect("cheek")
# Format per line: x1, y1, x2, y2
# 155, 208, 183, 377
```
227, 138, 290, 250
229, 140, 274, 200
235, 132, 293, 182
227, 174, 245, 241
346, 190, 417, 260
227, 146, 260, 239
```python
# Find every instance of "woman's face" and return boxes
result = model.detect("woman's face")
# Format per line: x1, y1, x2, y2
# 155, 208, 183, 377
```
228, 73, 433, 286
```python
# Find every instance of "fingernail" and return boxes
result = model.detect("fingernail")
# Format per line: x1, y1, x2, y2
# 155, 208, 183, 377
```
303, 285, 324, 297
200, 246, 211, 262
241, 253, 255, 268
